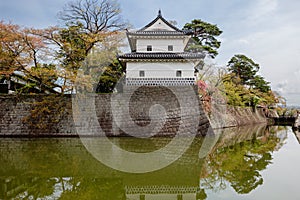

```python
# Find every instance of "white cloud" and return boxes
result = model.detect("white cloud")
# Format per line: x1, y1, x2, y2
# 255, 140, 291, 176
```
294, 69, 300, 77
256, 0, 278, 15
244, 0, 278, 24
275, 80, 288, 93
214, 0, 300, 99
237, 39, 250, 45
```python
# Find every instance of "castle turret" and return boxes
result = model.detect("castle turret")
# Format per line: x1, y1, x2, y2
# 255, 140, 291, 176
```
119, 10, 204, 86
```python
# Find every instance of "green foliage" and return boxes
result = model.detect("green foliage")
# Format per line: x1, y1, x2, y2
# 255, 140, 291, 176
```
224, 55, 276, 107
58, 24, 88, 72
227, 54, 260, 86
183, 19, 222, 58
23, 95, 71, 132
1, 0, 127, 94
223, 76, 277, 107
250, 75, 271, 93
96, 59, 125, 93
55, 0, 128, 92
16, 83, 37, 94
59, 178, 126, 200
223, 79, 248, 106
276, 107, 299, 117
201, 131, 280, 194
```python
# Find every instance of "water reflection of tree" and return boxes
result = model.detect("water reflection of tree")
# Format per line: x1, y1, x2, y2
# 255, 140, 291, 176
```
2, 177, 126, 200
24, 178, 57, 198
59, 178, 126, 200
200, 128, 283, 195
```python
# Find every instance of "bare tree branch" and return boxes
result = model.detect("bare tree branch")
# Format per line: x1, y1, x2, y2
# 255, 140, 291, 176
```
58, 0, 127, 34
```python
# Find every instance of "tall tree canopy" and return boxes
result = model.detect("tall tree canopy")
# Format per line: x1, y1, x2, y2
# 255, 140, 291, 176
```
59, 0, 126, 33
183, 19, 222, 58
227, 54, 260, 86
227, 54, 270, 92
0, 0, 127, 94
223, 54, 275, 107
95, 59, 125, 93
58, 0, 127, 55
56, 0, 127, 93
201, 131, 279, 194
0, 21, 58, 93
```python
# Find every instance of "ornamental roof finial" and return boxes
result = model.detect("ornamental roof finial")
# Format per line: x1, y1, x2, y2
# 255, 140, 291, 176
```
158, 9, 162, 17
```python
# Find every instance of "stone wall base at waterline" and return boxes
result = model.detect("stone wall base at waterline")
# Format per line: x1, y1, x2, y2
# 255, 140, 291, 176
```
208, 104, 270, 129
0, 86, 271, 137
0, 86, 210, 137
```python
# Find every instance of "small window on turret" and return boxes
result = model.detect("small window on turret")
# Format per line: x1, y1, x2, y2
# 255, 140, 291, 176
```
176, 70, 182, 77
139, 71, 145, 77
147, 45, 152, 51
168, 45, 173, 51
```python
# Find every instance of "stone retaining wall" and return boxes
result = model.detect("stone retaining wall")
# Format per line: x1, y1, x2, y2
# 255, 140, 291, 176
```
209, 104, 269, 129
0, 86, 210, 137
0, 86, 271, 137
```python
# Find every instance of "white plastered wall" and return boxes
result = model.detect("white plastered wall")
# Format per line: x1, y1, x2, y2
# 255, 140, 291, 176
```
137, 39, 185, 52
126, 62, 195, 78
143, 19, 175, 31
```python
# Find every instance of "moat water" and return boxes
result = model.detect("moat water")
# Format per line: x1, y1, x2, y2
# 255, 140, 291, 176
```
1, 126, 299, 200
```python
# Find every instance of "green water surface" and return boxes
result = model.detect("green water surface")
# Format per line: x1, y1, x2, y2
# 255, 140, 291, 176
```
0, 126, 299, 200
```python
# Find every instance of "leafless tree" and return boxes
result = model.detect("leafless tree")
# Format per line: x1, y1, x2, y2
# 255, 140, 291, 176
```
58, 0, 128, 34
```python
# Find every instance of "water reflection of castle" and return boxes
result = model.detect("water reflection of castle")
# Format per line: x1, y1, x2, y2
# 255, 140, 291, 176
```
0, 125, 284, 200
126, 186, 199, 200
0, 136, 204, 199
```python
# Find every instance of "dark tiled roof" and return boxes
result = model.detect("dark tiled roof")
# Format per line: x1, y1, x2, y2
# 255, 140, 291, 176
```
118, 52, 205, 60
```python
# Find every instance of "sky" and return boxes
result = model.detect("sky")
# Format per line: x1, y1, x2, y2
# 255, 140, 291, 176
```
1, 0, 300, 105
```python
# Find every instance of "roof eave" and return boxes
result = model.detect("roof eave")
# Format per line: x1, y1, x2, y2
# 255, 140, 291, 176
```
126, 32, 137, 52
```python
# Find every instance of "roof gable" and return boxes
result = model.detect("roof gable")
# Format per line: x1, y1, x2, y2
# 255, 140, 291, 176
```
137, 10, 183, 32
